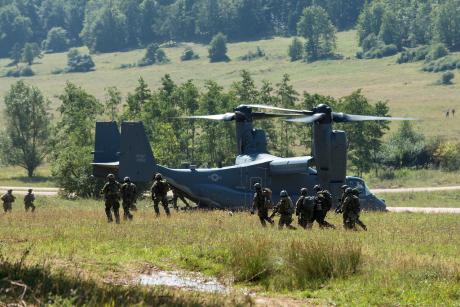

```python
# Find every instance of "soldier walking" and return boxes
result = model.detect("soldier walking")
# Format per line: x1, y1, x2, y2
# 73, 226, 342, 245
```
251, 183, 274, 227
351, 188, 367, 231
151, 173, 170, 217
341, 188, 367, 231
1, 189, 15, 213
295, 188, 315, 229
24, 189, 36, 212
100, 174, 121, 224
313, 185, 335, 229
271, 190, 296, 230
120, 177, 137, 221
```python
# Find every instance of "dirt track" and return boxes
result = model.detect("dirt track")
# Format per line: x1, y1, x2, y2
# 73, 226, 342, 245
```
372, 186, 460, 194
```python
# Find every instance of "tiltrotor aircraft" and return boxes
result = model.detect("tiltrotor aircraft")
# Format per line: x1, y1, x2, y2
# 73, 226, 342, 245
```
92, 104, 413, 210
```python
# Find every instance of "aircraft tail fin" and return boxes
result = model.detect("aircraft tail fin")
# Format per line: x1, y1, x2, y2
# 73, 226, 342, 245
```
118, 122, 156, 182
92, 122, 120, 177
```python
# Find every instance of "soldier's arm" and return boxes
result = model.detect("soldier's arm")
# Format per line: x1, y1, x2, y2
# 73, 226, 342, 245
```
295, 198, 302, 216
100, 183, 107, 195
150, 184, 155, 199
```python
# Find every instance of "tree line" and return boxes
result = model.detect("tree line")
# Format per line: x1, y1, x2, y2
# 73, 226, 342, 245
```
0, 0, 366, 58
2, 73, 459, 195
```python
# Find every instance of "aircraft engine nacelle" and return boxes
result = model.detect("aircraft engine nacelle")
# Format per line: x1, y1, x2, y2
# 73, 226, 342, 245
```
269, 157, 314, 175
329, 130, 347, 201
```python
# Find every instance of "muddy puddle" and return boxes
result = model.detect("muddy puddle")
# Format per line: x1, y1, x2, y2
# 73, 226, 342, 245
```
139, 271, 230, 293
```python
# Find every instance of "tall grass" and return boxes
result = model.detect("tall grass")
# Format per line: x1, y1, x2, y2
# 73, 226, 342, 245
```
228, 235, 361, 290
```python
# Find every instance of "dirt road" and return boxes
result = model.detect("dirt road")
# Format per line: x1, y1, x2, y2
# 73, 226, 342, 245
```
0, 186, 59, 196
372, 186, 460, 194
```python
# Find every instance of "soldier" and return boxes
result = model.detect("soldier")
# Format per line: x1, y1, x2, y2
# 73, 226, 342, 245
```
24, 189, 36, 212
351, 188, 367, 231
313, 185, 335, 229
120, 177, 136, 221
271, 190, 296, 230
151, 173, 170, 217
295, 188, 315, 229
251, 183, 274, 227
335, 184, 349, 213
341, 188, 367, 231
100, 173, 121, 224
170, 185, 191, 211
1, 189, 15, 213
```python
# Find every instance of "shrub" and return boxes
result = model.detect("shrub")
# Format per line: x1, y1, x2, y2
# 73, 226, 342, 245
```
361, 33, 379, 52
5, 65, 34, 77
439, 71, 455, 85
66, 48, 95, 73
359, 42, 398, 59
425, 43, 449, 62
397, 45, 431, 64
288, 37, 304, 62
239, 47, 265, 61
208, 33, 229, 63
43, 27, 69, 53
180, 47, 199, 61
434, 142, 460, 171
155, 49, 169, 64
51, 68, 64, 75
423, 55, 460, 72
138, 43, 169, 66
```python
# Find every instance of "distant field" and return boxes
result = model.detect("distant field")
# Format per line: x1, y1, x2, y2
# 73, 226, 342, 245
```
0, 31, 459, 139
0, 165, 54, 188
376, 190, 460, 208
0, 200, 458, 305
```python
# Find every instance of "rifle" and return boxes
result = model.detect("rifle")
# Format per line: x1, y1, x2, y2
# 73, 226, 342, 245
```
269, 206, 279, 220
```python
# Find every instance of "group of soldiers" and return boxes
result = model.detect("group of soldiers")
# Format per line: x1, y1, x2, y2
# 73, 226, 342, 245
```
1, 189, 36, 213
252, 183, 367, 231
100, 172, 191, 223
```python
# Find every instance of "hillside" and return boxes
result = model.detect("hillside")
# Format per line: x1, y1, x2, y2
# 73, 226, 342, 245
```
0, 31, 459, 140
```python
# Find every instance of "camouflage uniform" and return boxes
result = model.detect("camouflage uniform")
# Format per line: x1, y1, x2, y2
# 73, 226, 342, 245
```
252, 189, 274, 227
296, 192, 314, 229
151, 176, 170, 216
274, 195, 296, 230
120, 181, 137, 220
170, 186, 191, 210
341, 189, 366, 231
24, 191, 36, 212
101, 178, 121, 223
351, 189, 367, 231
313, 189, 335, 229
1, 191, 15, 213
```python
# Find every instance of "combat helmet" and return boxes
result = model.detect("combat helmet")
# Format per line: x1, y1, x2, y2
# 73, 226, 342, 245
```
155, 173, 162, 180
300, 188, 308, 196
280, 190, 288, 197
28, 189, 33, 193
341, 184, 349, 190
107, 173, 115, 180
254, 183, 262, 191
313, 185, 322, 192
345, 187, 353, 195
124, 177, 131, 183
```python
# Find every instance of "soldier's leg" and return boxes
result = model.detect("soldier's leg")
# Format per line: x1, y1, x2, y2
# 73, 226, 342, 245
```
122, 201, 132, 220
356, 217, 367, 231
105, 201, 113, 222
113, 201, 121, 224
153, 199, 160, 216
258, 215, 267, 227
278, 217, 285, 229
172, 195, 179, 211
31, 204, 35, 212
298, 218, 307, 229
286, 217, 296, 230
25, 204, 29, 212
161, 197, 170, 216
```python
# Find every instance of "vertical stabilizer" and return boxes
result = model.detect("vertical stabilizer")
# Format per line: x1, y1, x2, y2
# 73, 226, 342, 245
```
118, 122, 156, 182
92, 122, 120, 177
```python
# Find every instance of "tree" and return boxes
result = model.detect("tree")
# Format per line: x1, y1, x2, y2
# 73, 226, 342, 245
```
138, 43, 169, 66
288, 37, 304, 61
297, 6, 337, 61
276, 74, 299, 157
0, 4, 32, 58
434, 0, 460, 51
51, 82, 103, 195
67, 48, 95, 72
9, 43, 22, 65
208, 32, 229, 63
181, 47, 199, 61
21, 42, 41, 65
123, 77, 151, 120
0, 81, 51, 177
440, 71, 455, 85
43, 27, 69, 52
104, 87, 122, 121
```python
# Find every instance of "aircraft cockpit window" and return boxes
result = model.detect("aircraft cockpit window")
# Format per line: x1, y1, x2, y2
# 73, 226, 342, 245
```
348, 179, 371, 196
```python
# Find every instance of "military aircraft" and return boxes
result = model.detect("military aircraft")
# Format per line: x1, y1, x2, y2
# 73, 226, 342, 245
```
92, 104, 413, 210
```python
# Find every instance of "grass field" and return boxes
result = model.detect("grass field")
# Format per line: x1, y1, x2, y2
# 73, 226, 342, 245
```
0, 31, 459, 139
376, 190, 460, 208
0, 165, 54, 188
0, 198, 459, 305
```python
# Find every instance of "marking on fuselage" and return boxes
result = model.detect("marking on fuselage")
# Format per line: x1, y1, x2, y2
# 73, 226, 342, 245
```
209, 173, 222, 182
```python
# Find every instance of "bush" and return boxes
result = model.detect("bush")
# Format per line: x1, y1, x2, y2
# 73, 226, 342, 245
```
138, 43, 169, 66
208, 33, 229, 63
239, 47, 265, 61
439, 71, 455, 85
434, 142, 460, 171
361, 43, 398, 59
66, 48, 95, 73
180, 47, 199, 61
425, 43, 449, 62
397, 45, 431, 64
423, 55, 460, 72
43, 27, 69, 53
361, 34, 379, 53
288, 37, 304, 62
5, 65, 34, 77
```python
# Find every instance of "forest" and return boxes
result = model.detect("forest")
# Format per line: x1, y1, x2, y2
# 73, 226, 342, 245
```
1, 0, 459, 58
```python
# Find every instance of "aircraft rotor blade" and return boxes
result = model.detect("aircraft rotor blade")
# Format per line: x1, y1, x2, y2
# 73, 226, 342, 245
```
179, 113, 236, 121
285, 113, 326, 123
244, 104, 313, 115
252, 112, 304, 120
332, 112, 416, 122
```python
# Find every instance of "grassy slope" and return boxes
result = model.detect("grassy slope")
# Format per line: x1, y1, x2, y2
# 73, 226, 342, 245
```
0, 165, 54, 187
0, 199, 459, 305
376, 190, 460, 208
0, 31, 459, 139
